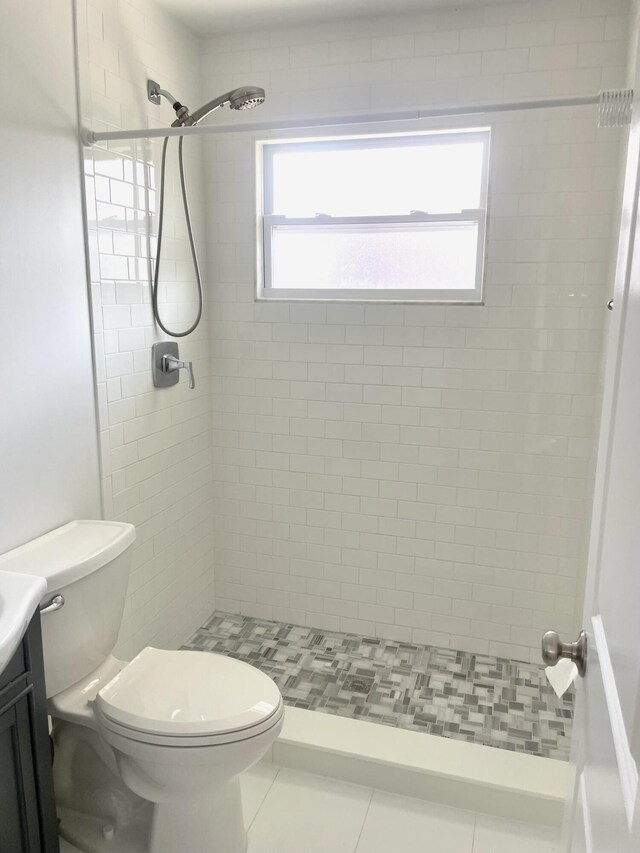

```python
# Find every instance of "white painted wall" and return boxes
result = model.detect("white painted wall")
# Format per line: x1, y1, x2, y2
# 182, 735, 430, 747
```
0, 0, 101, 556
200, 0, 629, 661
77, 0, 215, 658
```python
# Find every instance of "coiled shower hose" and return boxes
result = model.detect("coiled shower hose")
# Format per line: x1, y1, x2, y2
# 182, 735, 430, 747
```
151, 136, 203, 337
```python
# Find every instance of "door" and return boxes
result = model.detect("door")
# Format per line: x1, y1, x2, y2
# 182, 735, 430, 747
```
0, 690, 43, 853
560, 66, 640, 853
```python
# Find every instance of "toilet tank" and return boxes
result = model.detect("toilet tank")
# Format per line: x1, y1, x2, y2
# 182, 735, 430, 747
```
0, 520, 135, 697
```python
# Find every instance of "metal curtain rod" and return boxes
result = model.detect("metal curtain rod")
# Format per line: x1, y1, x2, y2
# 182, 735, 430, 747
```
82, 90, 628, 145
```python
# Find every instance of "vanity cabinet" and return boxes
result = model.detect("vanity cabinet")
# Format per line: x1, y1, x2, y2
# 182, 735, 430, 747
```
0, 613, 58, 853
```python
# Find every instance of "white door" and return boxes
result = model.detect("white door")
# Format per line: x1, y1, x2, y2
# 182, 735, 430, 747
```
559, 69, 640, 852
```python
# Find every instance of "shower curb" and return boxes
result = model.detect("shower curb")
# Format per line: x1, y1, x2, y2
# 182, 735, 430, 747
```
268, 707, 571, 826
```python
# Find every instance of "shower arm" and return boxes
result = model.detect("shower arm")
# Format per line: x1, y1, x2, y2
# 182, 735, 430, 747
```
157, 86, 179, 105
148, 80, 193, 126
147, 80, 180, 108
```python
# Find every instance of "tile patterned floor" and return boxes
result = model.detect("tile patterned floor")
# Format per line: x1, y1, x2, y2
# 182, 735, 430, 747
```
184, 611, 573, 760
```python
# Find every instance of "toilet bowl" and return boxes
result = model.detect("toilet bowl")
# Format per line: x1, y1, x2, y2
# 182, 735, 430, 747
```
1, 520, 284, 853
53, 646, 284, 853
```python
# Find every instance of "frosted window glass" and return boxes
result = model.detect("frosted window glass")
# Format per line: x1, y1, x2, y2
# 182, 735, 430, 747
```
270, 222, 479, 291
260, 129, 489, 300
271, 141, 484, 217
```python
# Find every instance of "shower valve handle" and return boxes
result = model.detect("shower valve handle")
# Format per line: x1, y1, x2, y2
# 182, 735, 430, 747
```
161, 354, 195, 389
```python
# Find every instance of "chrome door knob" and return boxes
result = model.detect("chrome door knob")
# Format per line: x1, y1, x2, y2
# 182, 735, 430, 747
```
542, 629, 587, 677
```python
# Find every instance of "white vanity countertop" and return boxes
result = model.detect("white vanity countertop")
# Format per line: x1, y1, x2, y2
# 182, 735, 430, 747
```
0, 570, 47, 675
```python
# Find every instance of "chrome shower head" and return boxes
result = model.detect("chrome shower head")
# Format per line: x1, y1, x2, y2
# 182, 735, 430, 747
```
147, 80, 266, 126
229, 87, 266, 111
186, 86, 266, 124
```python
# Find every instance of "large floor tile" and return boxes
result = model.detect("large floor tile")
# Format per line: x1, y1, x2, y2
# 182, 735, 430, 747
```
247, 768, 372, 853
241, 761, 280, 827
59, 839, 82, 853
472, 814, 562, 853
356, 790, 475, 853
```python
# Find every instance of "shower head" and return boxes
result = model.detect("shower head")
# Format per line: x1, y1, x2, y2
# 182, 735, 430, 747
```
186, 86, 266, 125
229, 87, 266, 111
147, 81, 266, 127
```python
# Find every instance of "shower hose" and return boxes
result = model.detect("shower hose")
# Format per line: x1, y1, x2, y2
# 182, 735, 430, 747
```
151, 135, 203, 337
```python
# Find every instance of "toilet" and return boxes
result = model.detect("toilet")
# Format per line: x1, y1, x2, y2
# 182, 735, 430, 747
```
0, 520, 284, 853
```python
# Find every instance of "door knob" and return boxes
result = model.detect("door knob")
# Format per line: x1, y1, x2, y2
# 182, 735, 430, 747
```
542, 629, 587, 677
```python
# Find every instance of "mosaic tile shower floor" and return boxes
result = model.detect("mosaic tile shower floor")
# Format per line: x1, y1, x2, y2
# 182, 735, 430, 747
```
183, 612, 573, 761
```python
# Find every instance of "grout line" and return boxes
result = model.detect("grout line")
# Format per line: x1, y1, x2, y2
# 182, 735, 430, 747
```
246, 764, 281, 832
352, 787, 375, 853
470, 810, 478, 853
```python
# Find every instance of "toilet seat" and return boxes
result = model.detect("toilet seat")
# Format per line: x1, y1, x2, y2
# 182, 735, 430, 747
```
94, 647, 283, 746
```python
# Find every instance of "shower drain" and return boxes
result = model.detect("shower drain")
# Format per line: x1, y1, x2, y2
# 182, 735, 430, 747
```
342, 674, 375, 694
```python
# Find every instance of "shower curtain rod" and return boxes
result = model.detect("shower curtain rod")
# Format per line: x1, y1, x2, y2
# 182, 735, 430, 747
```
82, 90, 625, 145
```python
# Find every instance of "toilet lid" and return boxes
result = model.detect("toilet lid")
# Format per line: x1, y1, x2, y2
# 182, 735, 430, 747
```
95, 647, 282, 737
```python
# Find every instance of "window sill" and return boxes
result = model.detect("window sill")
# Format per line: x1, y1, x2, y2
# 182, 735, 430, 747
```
256, 288, 484, 305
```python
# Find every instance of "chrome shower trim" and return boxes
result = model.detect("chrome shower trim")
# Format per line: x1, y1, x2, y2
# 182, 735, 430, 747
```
146, 80, 266, 127
147, 79, 180, 108
147, 79, 161, 105
181, 86, 266, 126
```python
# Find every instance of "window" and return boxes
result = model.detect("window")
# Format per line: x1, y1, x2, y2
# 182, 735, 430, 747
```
257, 128, 490, 303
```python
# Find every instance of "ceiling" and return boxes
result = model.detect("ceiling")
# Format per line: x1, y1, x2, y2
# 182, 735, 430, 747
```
156, 0, 482, 35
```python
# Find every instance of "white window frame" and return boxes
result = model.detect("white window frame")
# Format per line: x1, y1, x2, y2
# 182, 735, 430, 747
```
256, 128, 490, 304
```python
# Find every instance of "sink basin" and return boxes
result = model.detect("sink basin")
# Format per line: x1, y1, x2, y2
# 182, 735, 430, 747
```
0, 570, 47, 675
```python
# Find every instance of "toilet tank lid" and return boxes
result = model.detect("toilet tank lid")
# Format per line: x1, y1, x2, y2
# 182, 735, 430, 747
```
0, 521, 136, 593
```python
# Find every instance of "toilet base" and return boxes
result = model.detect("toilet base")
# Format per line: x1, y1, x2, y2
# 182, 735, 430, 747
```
149, 778, 247, 853
59, 805, 150, 853
52, 720, 251, 853
58, 781, 247, 853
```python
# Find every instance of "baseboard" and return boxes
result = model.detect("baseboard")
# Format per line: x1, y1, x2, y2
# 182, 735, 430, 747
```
271, 707, 572, 827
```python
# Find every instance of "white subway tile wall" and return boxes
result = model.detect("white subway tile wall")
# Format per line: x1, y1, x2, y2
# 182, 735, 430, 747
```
200, 0, 630, 661
77, 0, 215, 658
77, 0, 631, 664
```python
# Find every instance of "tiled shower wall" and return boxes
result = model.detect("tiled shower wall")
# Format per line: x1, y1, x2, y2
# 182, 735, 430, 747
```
76, 0, 215, 658
200, 0, 630, 662
74, 0, 631, 664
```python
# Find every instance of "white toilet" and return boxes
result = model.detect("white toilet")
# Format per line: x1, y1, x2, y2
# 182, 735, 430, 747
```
1, 519, 284, 853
